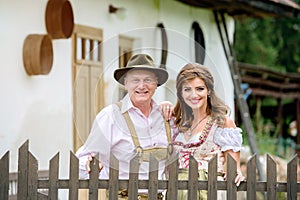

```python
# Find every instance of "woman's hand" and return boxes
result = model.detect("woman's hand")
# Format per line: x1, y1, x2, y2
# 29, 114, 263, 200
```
235, 170, 246, 187
160, 101, 174, 121
222, 170, 246, 187
85, 154, 103, 174
224, 150, 245, 186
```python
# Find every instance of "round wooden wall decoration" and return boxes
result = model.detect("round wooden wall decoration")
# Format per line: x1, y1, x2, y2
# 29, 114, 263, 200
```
23, 34, 53, 75
45, 0, 74, 39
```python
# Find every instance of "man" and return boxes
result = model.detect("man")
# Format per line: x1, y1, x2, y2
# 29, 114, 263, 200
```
76, 54, 172, 199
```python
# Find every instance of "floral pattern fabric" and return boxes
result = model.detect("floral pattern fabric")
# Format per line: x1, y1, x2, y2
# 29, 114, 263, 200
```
173, 121, 243, 174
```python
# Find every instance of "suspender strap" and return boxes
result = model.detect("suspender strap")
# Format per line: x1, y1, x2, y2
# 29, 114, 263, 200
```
164, 120, 171, 144
123, 109, 143, 152
116, 102, 172, 157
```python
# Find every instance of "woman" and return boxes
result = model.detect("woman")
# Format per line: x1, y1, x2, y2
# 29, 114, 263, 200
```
162, 63, 245, 199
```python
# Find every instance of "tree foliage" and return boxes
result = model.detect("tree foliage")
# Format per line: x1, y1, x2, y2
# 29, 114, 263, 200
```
233, 6, 300, 73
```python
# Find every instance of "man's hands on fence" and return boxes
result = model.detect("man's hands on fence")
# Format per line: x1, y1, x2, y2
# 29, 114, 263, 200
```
86, 153, 103, 174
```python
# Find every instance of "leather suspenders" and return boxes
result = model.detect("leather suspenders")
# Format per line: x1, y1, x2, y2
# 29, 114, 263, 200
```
116, 102, 172, 162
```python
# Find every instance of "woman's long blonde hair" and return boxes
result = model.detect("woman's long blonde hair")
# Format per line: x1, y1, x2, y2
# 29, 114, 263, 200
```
174, 63, 229, 131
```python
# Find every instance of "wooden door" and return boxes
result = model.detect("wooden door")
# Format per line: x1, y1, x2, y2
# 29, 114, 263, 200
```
72, 24, 104, 151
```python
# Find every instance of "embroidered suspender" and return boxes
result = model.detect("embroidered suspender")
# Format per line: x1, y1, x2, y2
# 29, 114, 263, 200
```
116, 102, 172, 162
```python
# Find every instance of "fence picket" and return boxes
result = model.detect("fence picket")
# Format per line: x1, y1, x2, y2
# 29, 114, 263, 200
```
267, 154, 277, 200
166, 155, 178, 200
4, 141, 300, 200
0, 152, 9, 200
89, 155, 99, 200
18, 140, 29, 200
287, 155, 298, 200
37, 191, 48, 200
208, 155, 217, 200
188, 155, 198, 200
247, 154, 257, 199
128, 154, 139, 200
109, 153, 119, 200
227, 153, 237, 199
49, 153, 59, 200
148, 154, 159, 200
28, 152, 38, 200
69, 152, 79, 200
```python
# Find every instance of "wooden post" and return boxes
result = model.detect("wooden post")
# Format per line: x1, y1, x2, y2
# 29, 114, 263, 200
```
226, 154, 237, 199
247, 155, 257, 199
188, 156, 198, 200
287, 155, 297, 199
109, 153, 119, 200
267, 154, 277, 199
69, 152, 79, 199
296, 99, 300, 156
89, 155, 99, 200
148, 154, 159, 200
166, 155, 178, 200
49, 153, 59, 200
128, 154, 139, 200
207, 155, 217, 200
27, 152, 38, 200
0, 152, 9, 200
18, 140, 29, 200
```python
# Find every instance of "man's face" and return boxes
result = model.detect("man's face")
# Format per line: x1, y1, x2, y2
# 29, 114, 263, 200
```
124, 69, 158, 106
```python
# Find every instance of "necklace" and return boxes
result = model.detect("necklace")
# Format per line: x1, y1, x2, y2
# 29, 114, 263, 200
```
198, 116, 213, 143
186, 115, 208, 136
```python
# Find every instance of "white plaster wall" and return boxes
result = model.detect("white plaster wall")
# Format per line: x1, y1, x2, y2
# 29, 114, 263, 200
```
0, 0, 73, 176
0, 0, 235, 184
72, 0, 234, 111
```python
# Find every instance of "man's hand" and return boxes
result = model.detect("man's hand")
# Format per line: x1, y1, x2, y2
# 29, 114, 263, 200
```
85, 154, 103, 174
160, 101, 174, 121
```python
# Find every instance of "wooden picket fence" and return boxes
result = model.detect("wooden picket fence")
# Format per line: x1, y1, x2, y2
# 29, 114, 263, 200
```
0, 140, 299, 200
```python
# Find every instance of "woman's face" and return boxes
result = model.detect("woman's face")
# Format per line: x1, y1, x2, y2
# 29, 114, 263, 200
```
181, 77, 209, 111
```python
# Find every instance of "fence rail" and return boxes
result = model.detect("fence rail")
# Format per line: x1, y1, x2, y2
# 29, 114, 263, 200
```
0, 140, 299, 200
